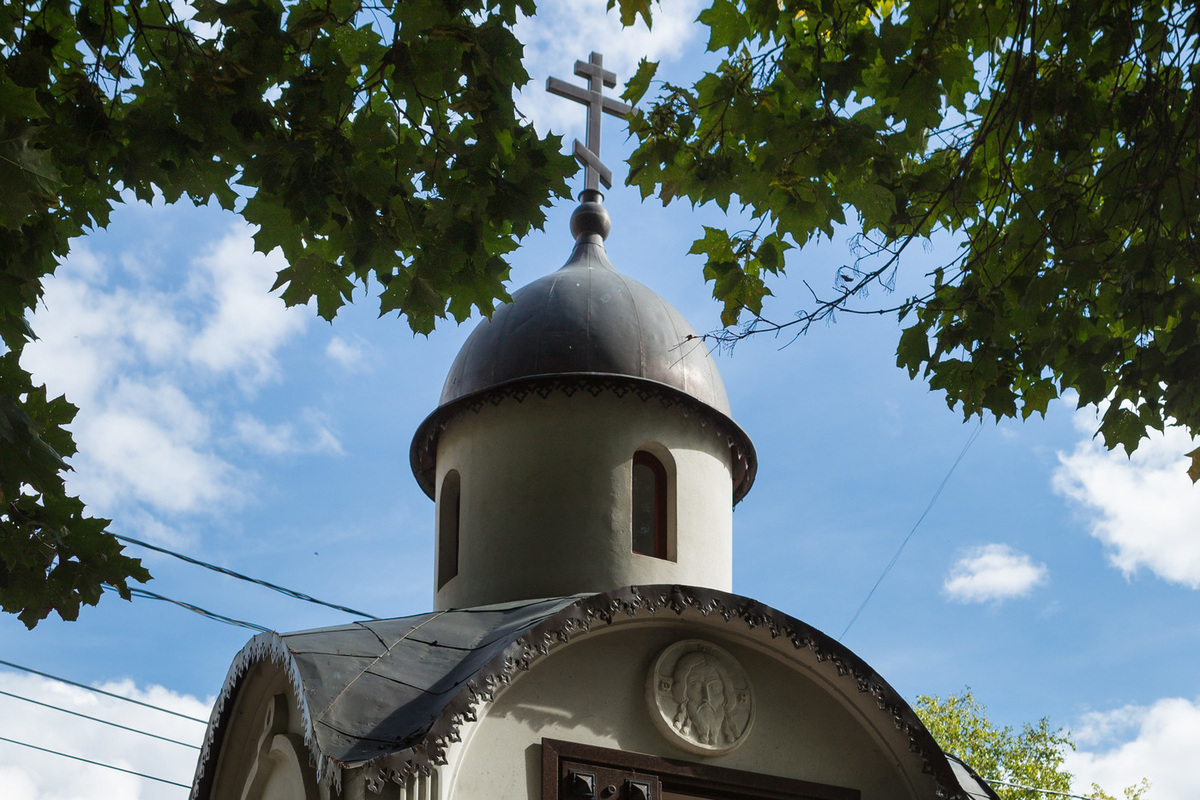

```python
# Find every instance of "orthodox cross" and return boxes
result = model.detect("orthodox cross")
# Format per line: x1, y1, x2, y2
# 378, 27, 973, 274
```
547, 52, 633, 192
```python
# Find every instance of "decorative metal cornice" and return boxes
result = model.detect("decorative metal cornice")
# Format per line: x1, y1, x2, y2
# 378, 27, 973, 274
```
409, 373, 757, 505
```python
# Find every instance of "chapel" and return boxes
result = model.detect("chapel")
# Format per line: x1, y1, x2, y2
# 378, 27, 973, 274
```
188, 53, 999, 800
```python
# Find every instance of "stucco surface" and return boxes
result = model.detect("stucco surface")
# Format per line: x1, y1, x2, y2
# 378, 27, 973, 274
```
434, 393, 734, 610
447, 621, 928, 800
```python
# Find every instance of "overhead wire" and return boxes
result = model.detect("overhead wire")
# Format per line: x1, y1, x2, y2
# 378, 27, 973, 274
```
984, 777, 1106, 799
0, 735, 191, 789
839, 420, 984, 641
0, 660, 208, 724
113, 532, 379, 619
118, 585, 271, 633
0, 688, 201, 749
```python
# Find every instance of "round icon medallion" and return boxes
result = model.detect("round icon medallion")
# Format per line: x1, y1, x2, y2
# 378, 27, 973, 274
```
645, 639, 753, 755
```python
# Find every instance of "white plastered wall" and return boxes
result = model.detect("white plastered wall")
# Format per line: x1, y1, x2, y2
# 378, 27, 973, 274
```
439, 619, 932, 800
433, 393, 734, 610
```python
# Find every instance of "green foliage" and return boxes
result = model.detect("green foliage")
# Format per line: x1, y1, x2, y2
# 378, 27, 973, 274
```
916, 689, 1149, 800
609, 0, 653, 29
0, 0, 574, 626
0, 351, 150, 627
626, 0, 1200, 475
5, 0, 1200, 623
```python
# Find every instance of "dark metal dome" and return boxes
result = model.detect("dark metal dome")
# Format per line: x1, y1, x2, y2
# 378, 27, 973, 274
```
410, 193, 756, 503
440, 245, 730, 416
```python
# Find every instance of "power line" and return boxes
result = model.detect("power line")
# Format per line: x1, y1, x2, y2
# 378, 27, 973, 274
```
121, 586, 271, 633
0, 734, 191, 789
0, 688, 201, 749
839, 421, 984, 640
0, 660, 208, 724
113, 533, 379, 619
986, 777, 1105, 800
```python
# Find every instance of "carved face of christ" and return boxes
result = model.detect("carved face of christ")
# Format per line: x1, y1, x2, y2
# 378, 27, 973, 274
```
684, 663, 727, 744
671, 654, 735, 745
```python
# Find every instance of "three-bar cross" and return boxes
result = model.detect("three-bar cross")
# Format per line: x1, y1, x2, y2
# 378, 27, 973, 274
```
546, 52, 633, 192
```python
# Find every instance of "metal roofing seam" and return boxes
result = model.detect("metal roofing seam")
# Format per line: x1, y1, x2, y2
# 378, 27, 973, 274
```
313, 611, 451, 725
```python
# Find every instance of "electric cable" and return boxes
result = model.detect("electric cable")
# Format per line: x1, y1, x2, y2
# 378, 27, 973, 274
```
0, 734, 191, 788
985, 777, 1104, 799
113, 533, 379, 619
0, 688, 201, 749
0, 660, 208, 724
118, 586, 271, 633
839, 421, 984, 640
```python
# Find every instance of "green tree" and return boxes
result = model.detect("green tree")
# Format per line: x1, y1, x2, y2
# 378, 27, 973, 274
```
0, 0, 577, 626
3, 0, 1200, 625
625, 0, 1200, 471
916, 689, 1150, 800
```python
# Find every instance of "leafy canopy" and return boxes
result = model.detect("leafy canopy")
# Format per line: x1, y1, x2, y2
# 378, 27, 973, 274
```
3, 0, 1199, 625
916, 689, 1149, 800
624, 0, 1200, 472
0, 0, 575, 626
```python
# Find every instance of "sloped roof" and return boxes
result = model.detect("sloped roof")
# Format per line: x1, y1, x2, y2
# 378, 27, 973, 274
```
190, 585, 992, 799
945, 755, 1003, 800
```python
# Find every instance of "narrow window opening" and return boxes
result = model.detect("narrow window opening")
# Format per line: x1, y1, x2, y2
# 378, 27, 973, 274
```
632, 451, 668, 558
437, 470, 461, 589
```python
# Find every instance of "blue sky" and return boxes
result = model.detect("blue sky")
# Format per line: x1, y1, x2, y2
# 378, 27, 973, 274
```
3, 3, 1200, 798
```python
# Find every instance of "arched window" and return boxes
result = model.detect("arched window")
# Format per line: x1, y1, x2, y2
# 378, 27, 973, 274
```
632, 451, 668, 559
437, 470, 461, 589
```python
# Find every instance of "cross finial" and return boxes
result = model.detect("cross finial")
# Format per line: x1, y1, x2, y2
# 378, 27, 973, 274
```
547, 52, 633, 192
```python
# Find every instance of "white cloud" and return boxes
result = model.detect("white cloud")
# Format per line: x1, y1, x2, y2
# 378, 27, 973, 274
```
234, 410, 343, 457
118, 509, 192, 550
186, 228, 308, 386
21, 220, 323, 521
1068, 697, 1200, 800
0, 671, 210, 800
21, 256, 186, 409
1053, 414, 1200, 588
325, 335, 366, 371
942, 544, 1048, 603
233, 416, 298, 456
514, 0, 704, 135
1074, 703, 1147, 749
76, 404, 237, 514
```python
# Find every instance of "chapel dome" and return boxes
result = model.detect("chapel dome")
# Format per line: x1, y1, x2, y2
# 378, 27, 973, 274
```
410, 194, 756, 503
439, 233, 731, 415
